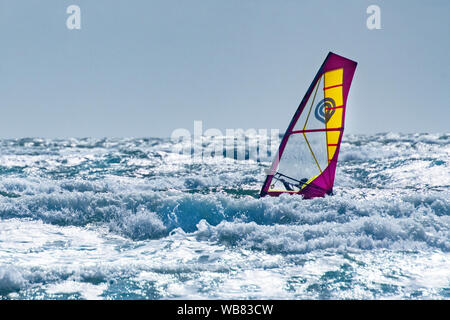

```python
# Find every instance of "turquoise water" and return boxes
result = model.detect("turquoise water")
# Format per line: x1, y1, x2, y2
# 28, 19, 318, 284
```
0, 133, 448, 299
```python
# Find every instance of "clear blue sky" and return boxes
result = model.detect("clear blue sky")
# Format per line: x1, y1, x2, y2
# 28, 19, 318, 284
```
0, 0, 449, 138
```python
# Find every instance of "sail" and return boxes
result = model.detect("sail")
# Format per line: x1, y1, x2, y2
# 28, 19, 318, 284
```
260, 52, 357, 198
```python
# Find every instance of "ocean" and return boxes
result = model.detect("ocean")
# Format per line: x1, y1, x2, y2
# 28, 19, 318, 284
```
0, 133, 448, 299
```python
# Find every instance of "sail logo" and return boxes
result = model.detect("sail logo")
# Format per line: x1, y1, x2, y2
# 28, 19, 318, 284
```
314, 98, 336, 124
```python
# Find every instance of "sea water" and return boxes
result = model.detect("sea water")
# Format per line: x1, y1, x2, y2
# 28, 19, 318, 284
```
0, 133, 448, 299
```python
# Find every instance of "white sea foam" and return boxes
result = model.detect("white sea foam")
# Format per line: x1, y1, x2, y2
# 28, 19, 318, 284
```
0, 134, 448, 299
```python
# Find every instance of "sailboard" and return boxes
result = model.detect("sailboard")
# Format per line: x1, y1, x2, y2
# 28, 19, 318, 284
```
260, 52, 357, 199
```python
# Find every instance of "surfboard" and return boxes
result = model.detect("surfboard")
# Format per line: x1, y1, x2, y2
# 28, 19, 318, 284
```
260, 52, 357, 199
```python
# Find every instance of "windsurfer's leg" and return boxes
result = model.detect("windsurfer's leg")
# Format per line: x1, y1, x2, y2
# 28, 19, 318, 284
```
281, 179, 294, 191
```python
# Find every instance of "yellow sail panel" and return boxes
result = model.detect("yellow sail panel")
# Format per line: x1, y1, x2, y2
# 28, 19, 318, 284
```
324, 86, 343, 108
324, 68, 343, 88
323, 68, 344, 163
327, 130, 340, 145
327, 107, 343, 127
327, 145, 337, 160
